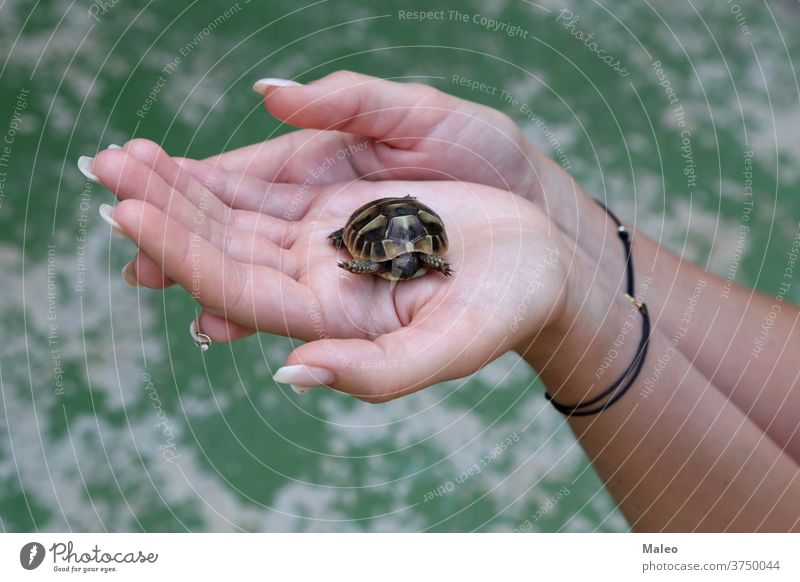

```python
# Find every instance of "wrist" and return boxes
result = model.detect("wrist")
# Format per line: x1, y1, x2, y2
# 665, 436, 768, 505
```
515, 237, 644, 404
520, 141, 630, 299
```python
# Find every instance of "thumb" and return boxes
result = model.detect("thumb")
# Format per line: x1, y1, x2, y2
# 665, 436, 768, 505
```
253, 70, 479, 147
272, 311, 511, 403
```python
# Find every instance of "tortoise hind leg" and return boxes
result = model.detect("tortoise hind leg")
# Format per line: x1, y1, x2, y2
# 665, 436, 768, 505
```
419, 254, 453, 276
337, 259, 381, 275
328, 228, 344, 248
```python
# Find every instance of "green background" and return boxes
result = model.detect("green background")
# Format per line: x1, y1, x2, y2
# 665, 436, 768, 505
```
1, 0, 798, 532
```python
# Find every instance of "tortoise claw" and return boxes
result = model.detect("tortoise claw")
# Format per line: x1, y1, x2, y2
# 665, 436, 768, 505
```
328, 228, 344, 249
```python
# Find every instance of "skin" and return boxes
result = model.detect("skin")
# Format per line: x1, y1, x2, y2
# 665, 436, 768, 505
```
92, 139, 581, 402
92, 71, 800, 531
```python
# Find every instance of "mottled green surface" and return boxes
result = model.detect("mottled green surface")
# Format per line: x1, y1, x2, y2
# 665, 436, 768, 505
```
1, 0, 798, 532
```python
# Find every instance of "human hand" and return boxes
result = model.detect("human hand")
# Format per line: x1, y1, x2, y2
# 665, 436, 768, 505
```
88, 140, 590, 402
191, 71, 624, 298
202, 70, 541, 201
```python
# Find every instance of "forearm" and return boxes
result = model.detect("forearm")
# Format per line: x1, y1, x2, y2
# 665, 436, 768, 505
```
518, 290, 800, 532
629, 229, 800, 462
526, 148, 800, 461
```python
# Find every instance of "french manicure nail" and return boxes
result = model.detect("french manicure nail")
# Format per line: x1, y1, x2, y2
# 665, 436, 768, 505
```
98, 203, 127, 238
77, 155, 98, 182
252, 77, 302, 95
122, 260, 138, 287
107, 144, 122, 150
273, 365, 334, 391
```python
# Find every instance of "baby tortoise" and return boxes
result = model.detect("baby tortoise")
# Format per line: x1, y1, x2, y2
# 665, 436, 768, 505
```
329, 195, 453, 281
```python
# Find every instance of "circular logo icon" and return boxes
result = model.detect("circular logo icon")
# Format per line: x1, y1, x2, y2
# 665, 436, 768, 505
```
20, 542, 46, 570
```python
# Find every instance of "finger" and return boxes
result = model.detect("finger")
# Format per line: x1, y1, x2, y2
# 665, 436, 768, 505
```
120, 255, 256, 342
229, 207, 300, 246
200, 130, 301, 175
123, 252, 175, 288
94, 149, 292, 266
224, 230, 299, 278
119, 138, 232, 223
256, 71, 454, 147
173, 156, 311, 224
93, 148, 222, 244
279, 306, 511, 403
202, 129, 344, 182
111, 199, 319, 339
197, 311, 255, 343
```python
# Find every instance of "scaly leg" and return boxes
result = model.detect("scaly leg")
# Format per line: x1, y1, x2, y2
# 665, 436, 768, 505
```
419, 254, 453, 276
337, 259, 381, 275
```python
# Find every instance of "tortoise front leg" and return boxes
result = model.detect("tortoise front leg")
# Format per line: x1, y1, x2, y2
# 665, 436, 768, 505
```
419, 254, 453, 276
328, 228, 344, 248
337, 260, 381, 274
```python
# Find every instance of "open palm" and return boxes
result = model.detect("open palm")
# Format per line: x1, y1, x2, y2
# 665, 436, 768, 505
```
93, 140, 570, 400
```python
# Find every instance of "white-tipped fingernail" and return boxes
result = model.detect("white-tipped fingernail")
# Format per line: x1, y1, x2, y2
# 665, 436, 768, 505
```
273, 365, 334, 391
98, 203, 127, 238
107, 144, 122, 150
77, 156, 98, 182
252, 78, 302, 95
122, 260, 138, 287
189, 319, 212, 352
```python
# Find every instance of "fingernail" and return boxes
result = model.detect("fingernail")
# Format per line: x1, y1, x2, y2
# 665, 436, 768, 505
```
189, 319, 212, 352
273, 365, 334, 392
98, 203, 127, 238
107, 144, 122, 150
122, 260, 138, 287
77, 155, 98, 182
252, 78, 302, 95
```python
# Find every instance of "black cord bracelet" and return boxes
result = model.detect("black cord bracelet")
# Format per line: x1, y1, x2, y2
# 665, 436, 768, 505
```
544, 199, 652, 416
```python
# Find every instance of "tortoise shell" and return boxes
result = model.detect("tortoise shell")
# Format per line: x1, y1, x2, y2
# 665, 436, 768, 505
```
342, 196, 448, 262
